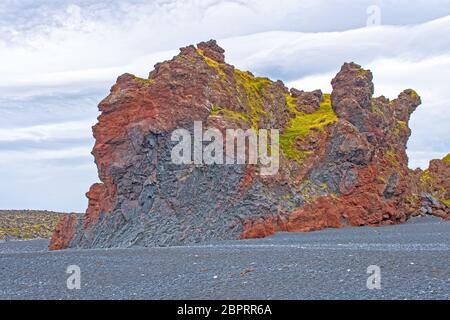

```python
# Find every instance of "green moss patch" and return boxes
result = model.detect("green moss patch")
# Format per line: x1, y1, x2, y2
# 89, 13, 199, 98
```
133, 75, 154, 86
420, 170, 432, 183
233, 69, 271, 128
394, 120, 407, 136
210, 105, 250, 122
197, 48, 226, 78
280, 93, 337, 162
409, 89, 419, 98
208, 69, 272, 129
386, 150, 399, 166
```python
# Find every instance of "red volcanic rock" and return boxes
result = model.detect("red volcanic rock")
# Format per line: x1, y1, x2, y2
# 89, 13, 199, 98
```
425, 154, 450, 200
84, 183, 109, 229
49, 40, 449, 250
48, 214, 79, 250
419, 154, 450, 219
197, 40, 225, 63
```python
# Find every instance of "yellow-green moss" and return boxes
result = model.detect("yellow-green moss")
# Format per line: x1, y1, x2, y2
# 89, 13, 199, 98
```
440, 199, 450, 206
297, 179, 331, 203
409, 89, 418, 98
197, 48, 226, 78
280, 93, 337, 162
386, 150, 399, 166
208, 69, 272, 128
233, 69, 271, 128
330, 192, 339, 199
391, 120, 407, 136
210, 105, 250, 122
405, 193, 419, 204
210, 105, 220, 114
133, 75, 154, 86
0, 210, 61, 240
283, 94, 336, 138
203, 64, 273, 128
420, 169, 432, 183
442, 153, 450, 163
357, 68, 370, 76
371, 102, 384, 115
285, 93, 298, 112
279, 194, 292, 201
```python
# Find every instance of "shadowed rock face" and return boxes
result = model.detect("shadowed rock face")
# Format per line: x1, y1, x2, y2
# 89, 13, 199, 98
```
49, 40, 449, 250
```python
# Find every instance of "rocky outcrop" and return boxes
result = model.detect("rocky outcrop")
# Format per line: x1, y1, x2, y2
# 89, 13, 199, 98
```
48, 214, 79, 250
49, 40, 449, 250
418, 154, 450, 219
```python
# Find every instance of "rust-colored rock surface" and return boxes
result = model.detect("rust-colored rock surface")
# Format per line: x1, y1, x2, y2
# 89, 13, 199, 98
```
48, 214, 79, 250
49, 40, 449, 250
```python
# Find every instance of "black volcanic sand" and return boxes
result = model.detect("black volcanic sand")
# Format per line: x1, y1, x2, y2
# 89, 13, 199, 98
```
0, 216, 448, 300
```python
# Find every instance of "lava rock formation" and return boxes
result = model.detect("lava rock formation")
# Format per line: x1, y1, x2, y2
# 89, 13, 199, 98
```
49, 40, 449, 250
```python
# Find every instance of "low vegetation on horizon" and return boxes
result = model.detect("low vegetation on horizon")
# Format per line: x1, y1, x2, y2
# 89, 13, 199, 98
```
0, 210, 74, 240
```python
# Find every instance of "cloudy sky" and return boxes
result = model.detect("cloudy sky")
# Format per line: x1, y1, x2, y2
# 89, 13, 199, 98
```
1, 0, 450, 212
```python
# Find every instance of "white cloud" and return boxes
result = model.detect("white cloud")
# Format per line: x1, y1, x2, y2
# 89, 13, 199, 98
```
221, 16, 450, 80
2, 14, 450, 100
0, 50, 178, 99
1, 1, 450, 211
0, 158, 97, 212
0, 120, 93, 142
0, 146, 92, 164
408, 151, 449, 170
